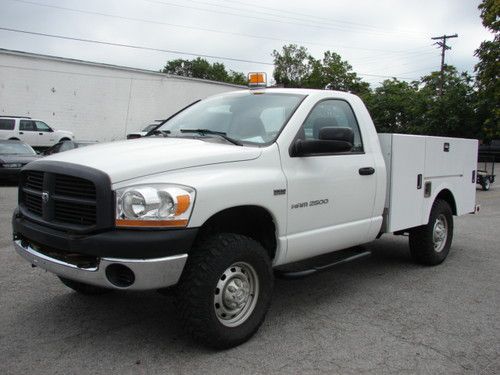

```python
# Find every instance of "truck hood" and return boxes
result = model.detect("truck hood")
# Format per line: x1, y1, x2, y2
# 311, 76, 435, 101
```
37, 137, 262, 183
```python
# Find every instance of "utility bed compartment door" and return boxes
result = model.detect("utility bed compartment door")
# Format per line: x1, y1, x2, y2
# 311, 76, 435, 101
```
379, 134, 425, 232
379, 134, 478, 233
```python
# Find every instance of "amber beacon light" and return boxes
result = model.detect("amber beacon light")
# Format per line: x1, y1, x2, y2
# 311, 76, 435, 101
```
248, 72, 267, 87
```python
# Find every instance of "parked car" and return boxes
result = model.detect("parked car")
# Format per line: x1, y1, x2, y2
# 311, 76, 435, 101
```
126, 121, 163, 139
479, 139, 500, 162
0, 140, 39, 180
0, 116, 74, 149
43, 140, 98, 156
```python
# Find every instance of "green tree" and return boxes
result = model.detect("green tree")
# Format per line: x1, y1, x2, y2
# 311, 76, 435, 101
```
474, 0, 500, 140
161, 58, 246, 85
272, 45, 369, 95
271, 44, 312, 87
416, 66, 480, 138
363, 78, 420, 134
317, 51, 370, 95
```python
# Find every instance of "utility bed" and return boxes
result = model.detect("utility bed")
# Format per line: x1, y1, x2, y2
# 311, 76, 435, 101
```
378, 134, 478, 233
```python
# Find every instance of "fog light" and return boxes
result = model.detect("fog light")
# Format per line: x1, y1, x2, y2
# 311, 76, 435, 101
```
105, 264, 135, 288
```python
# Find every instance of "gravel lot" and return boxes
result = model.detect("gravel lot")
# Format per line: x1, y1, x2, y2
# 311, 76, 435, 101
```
0, 183, 498, 375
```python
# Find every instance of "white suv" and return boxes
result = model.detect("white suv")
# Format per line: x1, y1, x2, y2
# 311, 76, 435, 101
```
0, 116, 74, 148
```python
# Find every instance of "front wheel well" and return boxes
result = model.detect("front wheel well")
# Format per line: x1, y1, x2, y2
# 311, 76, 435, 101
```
196, 206, 277, 260
59, 137, 71, 142
435, 189, 457, 215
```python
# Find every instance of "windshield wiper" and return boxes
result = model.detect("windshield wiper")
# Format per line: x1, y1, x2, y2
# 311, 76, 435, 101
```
180, 129, 242, 146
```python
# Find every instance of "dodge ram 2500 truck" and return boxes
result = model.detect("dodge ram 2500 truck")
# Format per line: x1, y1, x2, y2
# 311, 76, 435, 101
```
12, 87, 478, 349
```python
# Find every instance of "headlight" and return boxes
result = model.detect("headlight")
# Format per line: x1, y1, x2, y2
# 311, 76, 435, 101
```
115, 184, 195, 228
2, 163, 23, 168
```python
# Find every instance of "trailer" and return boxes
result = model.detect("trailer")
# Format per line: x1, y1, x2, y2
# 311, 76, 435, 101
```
477, 156, 496, 191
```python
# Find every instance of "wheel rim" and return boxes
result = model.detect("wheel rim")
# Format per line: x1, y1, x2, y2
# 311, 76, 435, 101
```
433, 214, 448, 253
214, 262, 259, 327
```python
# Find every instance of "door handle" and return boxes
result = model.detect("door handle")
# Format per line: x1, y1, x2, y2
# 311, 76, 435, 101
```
39, 132, 43, 135
359, 167, 375, 176
19, 131, 24, 134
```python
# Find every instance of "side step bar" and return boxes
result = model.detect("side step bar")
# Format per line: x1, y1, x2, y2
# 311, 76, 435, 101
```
275, 248, 371, 279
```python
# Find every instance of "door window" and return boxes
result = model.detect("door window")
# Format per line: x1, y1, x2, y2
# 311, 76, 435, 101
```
20, 120, 36, 131
35, 121, 52, 132
300, 100, 364, 152
0, 119, 15, 130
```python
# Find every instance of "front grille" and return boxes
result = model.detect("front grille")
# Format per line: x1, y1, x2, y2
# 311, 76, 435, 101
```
25, 171, 43, 190
19, 164, 112, 233
54, 174, 96, 199
24, 193, 43, 216
54, 200, 96, 225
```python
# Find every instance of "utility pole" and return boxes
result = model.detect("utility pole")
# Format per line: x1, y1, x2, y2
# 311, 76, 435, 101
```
431, 34, 458, 96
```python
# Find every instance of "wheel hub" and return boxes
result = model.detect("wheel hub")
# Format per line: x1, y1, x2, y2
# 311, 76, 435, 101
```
433, 214, 448, 252
214, 262, 259, 327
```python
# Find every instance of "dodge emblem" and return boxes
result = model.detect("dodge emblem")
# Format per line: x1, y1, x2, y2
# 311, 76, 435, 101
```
42, 191, 49, 204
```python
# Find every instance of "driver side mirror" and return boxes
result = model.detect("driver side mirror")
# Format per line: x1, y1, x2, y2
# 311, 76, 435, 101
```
291, 127, 354, 157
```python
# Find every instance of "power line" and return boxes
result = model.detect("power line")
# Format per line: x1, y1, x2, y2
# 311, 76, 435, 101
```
357, 49, 438, 65
398, 65, 440, 75
182, 0, 424, 37
357, 72, 419, 80
361, 53, 441, 73
0, 26, 423, 82
8, 0, 429, 55
142, 0, 425, 40
0, 26, 274, 65
200, 0, 424, 35
195, 0, 420, 34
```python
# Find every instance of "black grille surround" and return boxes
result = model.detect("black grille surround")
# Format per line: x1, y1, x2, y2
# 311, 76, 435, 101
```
18, 161, 114, 234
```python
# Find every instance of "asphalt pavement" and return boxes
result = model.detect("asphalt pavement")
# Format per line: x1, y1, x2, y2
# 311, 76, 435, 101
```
0, 183, 498, 374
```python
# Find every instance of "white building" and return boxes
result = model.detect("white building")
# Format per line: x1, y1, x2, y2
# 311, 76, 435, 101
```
0, 49, 242, 141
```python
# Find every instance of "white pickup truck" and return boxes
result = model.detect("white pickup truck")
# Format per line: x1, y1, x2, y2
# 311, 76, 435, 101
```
12, 87, 478, 348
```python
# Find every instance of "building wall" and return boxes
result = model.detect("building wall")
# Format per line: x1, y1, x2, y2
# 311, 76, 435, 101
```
0, 50, 241, 141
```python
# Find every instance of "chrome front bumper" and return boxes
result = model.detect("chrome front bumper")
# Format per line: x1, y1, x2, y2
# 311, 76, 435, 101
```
13, 240, 187, 291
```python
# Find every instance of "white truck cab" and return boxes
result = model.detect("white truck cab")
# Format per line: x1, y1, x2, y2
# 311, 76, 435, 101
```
0, 116, 74, 148
12, 87, 478, 349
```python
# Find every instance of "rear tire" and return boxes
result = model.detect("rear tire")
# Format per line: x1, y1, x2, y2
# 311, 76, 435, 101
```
409, 199, 453, 266
482, 179, 490, 191
58, 277, 111, 295
176, 233, 273, 349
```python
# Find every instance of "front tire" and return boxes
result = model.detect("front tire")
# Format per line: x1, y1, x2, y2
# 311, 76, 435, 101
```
176, 233, 274, 349
409, 199, 453, 266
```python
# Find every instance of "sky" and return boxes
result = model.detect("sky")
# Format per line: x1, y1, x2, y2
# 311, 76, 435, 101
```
0, 0, 494, 87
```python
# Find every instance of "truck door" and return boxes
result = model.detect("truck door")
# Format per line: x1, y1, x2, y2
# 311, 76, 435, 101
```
280, 99, 377, 264
34, 121, 56, 147
18, 120, 39, 146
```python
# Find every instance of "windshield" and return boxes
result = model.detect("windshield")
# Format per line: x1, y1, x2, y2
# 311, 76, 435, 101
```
157, 92, 305, 145
0, 142, 36, 155
143, 124, 158, 132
